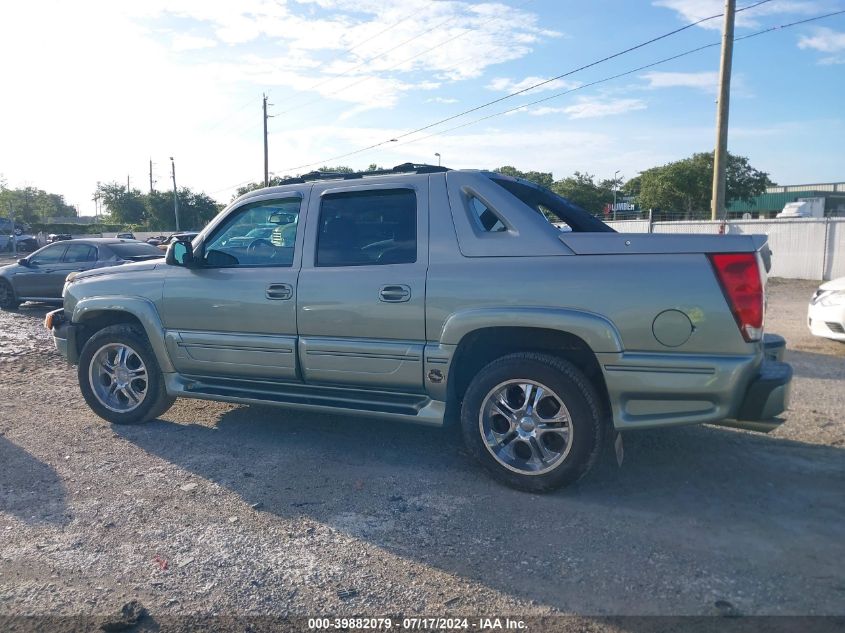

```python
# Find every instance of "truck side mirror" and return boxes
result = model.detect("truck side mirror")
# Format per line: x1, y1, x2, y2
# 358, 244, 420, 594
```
166, 240, 195, 267
17, 257, 29, 266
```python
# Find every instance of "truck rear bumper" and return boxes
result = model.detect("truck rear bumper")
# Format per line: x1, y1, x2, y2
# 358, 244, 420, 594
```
598, 334, 791, 432
714, 359, 792, 433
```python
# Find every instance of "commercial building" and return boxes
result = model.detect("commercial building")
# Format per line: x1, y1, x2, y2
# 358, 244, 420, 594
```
727, 182, 845, 218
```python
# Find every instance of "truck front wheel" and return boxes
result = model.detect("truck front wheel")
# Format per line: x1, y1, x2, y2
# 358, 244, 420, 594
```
460, 352, 604, 492
78, 324, 175, 424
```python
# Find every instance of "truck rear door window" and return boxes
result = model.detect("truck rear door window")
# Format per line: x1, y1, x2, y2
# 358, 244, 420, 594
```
316, 189, 417, 267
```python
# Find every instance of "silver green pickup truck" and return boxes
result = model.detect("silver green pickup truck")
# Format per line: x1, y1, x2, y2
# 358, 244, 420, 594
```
47, 164, 791, 491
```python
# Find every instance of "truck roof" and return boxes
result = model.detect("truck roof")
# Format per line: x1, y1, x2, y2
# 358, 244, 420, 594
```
236, 162, 451, 203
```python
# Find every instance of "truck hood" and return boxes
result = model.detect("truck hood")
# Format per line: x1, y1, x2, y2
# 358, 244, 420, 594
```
74, 259, 163, 281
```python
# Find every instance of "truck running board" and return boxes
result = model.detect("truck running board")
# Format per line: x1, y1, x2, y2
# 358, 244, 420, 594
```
165, 373, 445, 427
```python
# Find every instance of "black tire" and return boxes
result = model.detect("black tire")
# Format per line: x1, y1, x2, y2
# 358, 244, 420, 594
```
460, 352, 605, 493
77, 324, 175, 424
0, 279, 20, 310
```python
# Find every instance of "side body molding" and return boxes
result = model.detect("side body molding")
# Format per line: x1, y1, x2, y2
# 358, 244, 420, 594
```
71, 296, 175, 373
439, 307, 624, 353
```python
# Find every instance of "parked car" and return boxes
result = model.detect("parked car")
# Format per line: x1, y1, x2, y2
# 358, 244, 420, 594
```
48, 233, 73, 243
116, 232, 136, 240
46, 164, 791, 492
10, 235, 39, 252
0, 238, 163, 309
145, 235, 166, 246
808, 277, 845, 341
0, 217, 31, 236
156, 232, 199, 251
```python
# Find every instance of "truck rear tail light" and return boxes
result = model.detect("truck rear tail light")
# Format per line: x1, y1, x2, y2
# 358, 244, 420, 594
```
708, 252, 764, 342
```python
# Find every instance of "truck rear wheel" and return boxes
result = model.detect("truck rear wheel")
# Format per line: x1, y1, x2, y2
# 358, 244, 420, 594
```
78, 324, 175, 424
460, 352, 604, 492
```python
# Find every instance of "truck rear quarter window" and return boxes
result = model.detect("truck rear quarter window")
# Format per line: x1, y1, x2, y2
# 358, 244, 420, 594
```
469, 196, 508, 232
316, 189, 417, 267
490, 177, 614, 233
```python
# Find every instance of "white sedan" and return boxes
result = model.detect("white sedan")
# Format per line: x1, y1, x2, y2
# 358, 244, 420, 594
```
808, 277, 845, 341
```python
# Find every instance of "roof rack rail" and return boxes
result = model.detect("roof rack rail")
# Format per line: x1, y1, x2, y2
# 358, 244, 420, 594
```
274, 162, 449, 186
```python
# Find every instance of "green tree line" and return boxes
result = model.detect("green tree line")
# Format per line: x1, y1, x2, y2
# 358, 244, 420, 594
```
96, 183, 222, 230
0, 182, 77, 225
4, 150, 773, 230
233, 151, 771, 219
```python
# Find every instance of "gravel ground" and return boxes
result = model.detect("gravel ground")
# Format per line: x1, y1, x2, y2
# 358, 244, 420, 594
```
0, 278, 843, 627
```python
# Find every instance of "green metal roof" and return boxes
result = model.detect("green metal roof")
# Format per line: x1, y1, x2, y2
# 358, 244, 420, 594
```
727, 191, 833, 213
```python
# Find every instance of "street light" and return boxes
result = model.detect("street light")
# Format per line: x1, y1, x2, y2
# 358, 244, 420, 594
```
434, 152, 441, 166
170, 156, 181, 231
612, 169, 621, 221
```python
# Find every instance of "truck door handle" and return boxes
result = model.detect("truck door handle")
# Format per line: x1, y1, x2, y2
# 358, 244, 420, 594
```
266, 283, 293, 300
379, 285, 411, 303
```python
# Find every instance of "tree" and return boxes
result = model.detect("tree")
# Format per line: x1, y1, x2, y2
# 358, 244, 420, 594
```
494, 166, 554, 189
97, 183, 221, 230
233, 165, 365, 200
551, 172, 614, 214
177, 189, 222, 230
635, 152, 772, 218
96, 183, 146, 224
0, 185, 77, 224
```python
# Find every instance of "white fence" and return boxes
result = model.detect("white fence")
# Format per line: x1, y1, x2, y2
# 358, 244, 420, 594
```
605, 218, 845, 281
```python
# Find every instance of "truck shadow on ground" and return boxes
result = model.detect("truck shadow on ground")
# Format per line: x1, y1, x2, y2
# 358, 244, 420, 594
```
113, 405, 845, 614
785, 349, 845, 379
0, 436, 68, 526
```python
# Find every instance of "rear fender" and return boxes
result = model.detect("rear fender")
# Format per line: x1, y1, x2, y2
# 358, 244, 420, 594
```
439, 307, 623, 353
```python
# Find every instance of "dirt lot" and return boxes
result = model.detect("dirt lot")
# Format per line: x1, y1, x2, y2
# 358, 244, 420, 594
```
0, 278, 843, 625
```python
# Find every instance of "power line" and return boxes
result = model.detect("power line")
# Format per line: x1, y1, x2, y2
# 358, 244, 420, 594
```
394, 9, 845, 150
270, 0, 774, 174
274, 4, 845, 173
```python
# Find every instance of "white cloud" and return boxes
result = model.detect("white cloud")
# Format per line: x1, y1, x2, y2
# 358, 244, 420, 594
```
487, 76, 581, 95
426, 97, 459, 104
640, 71, 719, 92
799, 27, 845, 64
653, 0, 826, 30
560, 98, 647, 120
170, 33, 217, 51
799, 26, 845, 52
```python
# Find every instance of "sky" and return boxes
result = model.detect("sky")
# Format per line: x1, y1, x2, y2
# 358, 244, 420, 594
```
0, 0, 843, 215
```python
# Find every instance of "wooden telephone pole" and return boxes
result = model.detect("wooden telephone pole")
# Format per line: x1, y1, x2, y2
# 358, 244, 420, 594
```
263, 93, 273, 187
711, 0, 736, 221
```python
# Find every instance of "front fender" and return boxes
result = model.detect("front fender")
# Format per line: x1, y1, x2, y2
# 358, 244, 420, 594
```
71, 296, 174, 372
439, 306, 623, 353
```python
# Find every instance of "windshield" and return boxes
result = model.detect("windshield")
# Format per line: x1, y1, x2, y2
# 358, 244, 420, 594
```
489, 176, 615, 233
108, 242, 165, 259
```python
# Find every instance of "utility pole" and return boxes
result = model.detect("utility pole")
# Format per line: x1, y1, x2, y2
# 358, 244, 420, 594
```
127, 175, 131, 195
170, 157, 181, 231
149, 158, 155, 193
263, 93, 273, 187
612, 169, 621, 221
8, 202, 16, 259
711, 0, 736, 221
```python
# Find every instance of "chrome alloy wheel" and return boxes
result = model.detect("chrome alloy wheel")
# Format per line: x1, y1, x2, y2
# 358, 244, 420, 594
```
479, 379, 574, 475
88, 343, 148, 413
